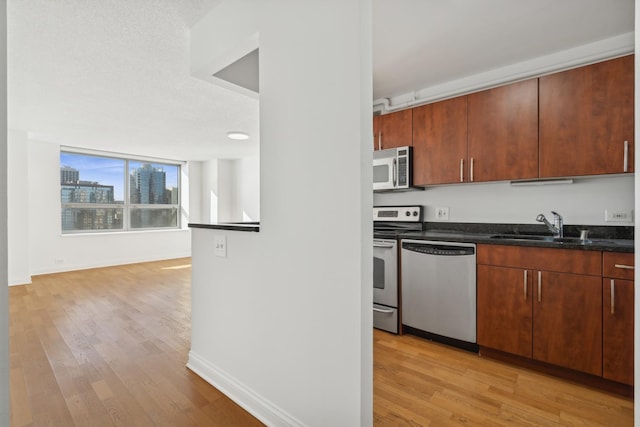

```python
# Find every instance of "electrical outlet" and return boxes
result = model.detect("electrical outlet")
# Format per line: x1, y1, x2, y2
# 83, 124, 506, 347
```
435, 207, 450, 221
605, 210, 633, 223
214, 235, 227, 257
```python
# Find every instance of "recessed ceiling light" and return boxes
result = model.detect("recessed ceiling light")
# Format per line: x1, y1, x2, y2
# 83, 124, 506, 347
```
227, 131, 249, 140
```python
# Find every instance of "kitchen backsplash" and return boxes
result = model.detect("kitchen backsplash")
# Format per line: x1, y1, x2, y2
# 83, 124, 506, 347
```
374, 174, 634, 226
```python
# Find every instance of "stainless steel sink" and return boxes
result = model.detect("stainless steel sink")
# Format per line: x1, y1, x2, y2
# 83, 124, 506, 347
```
489, 234, 554, 241
553, 237, 591, 244
489, 234, 591, 244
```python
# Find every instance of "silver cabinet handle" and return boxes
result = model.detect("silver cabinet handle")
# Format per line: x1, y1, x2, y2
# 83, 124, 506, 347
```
623, 140, 629, 172
537, 271, 542, 302
373, 307, 395, 314
523, 270, 528, 300
378, 132, 382, 151
610, 279, 615, 314
614, 264, 634, 270
460, 158, 464, 182
470, 157, 475, 182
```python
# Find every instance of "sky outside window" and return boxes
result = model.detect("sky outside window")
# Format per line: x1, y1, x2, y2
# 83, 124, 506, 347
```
60, 153, 125, 202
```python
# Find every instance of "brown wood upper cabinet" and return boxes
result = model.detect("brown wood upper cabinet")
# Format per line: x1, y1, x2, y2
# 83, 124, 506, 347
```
539, 55, 634, 177
412, 97, 467, 185
372, 109, 413, 151
467, 79, 539, 182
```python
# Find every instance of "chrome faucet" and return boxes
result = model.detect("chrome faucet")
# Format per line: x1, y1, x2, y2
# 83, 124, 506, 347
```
536, 211, 563, 239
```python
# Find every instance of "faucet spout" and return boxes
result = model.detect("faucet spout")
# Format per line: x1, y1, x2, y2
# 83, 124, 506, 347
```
536, 211, 563, 238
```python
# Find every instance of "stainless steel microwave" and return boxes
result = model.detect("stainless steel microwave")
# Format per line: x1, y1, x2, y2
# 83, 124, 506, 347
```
373, 146, 412, 191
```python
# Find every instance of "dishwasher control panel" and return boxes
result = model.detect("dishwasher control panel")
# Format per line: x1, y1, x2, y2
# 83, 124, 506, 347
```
402, 242, 475, 256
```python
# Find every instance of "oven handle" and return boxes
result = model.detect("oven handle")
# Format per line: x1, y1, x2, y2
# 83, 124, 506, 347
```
373, 307, 395, 314
373, 243, 395, 248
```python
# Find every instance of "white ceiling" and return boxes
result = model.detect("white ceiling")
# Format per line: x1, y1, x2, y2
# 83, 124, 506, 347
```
7, 0, 635, 161
372, 0, 635, 101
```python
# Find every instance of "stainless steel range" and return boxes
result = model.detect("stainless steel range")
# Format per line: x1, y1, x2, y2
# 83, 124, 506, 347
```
373, 206, 423, 334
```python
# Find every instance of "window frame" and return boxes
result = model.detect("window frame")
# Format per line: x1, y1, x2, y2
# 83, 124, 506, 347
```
60, 148, 183, 234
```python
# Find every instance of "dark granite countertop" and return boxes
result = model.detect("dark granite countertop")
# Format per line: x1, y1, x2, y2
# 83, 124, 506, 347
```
188, 222, 260, 232
379, 223, 634, 253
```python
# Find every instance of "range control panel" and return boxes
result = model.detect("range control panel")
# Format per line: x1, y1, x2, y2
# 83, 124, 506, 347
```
373, 206, 423, 223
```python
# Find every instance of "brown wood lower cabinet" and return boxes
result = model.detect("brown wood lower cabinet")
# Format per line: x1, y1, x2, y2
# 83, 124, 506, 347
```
603, 278, 634, 385
532, 271, 602, 376
602, 251, 635, 385
477, 245, 611, 379
477, 265, 532, 358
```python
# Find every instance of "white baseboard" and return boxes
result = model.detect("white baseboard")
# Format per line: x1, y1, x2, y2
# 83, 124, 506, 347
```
8, 276, 32, 286
187, 351, 306, 427
30, 252, 192, 276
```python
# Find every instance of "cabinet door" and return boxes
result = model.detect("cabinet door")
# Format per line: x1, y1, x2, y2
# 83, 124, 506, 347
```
412, 97, 467, 185
372, 115, 381, 150
603, 278, 634, 385
477, 265, 532, 358
374, 109, 413, 150
467, 79, 539, 182
533, 271, 602, 375
539, 55, 634, 177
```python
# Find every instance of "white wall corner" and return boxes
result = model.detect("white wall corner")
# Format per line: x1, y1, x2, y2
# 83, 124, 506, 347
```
187, 352, 307, 427
190, 0, 259, 98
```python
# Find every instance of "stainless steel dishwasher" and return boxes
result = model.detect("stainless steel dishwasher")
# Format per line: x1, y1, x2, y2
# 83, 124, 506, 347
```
400, 239, 477, 351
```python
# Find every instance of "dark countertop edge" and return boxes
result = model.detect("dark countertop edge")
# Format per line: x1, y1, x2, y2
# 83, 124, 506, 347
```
188, 223, 260, 232
394, 232, 634, 253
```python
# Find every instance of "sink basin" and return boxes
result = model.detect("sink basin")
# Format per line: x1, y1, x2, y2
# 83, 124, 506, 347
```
490, 234, 553, 241
489, 234, 591, 244
553, 237, 592, 244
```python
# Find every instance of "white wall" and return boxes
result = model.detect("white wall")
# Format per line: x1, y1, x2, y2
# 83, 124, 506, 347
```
375, 175, 634, 226
199, 156, 260, 223
186, 160, 203, 224
188, 1, 372, 426
238, 155, 260, 221
23, 137, 191, 276
0, 1, 9, 423
8, 129, 30, 284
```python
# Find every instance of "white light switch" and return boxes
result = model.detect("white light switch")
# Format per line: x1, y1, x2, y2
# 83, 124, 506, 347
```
214, 235, 227, 257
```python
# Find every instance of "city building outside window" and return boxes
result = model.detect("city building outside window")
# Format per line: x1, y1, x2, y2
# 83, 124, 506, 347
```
60, 151, 181, 233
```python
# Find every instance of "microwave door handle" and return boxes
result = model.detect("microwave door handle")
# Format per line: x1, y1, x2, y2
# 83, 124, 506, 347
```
392, 158, 397, 187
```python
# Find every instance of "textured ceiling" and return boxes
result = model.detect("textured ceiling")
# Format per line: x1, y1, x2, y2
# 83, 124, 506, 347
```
8, 0, 259, 161
8, 0, 636, 161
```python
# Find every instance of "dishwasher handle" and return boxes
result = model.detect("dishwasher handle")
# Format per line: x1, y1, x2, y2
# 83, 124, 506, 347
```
402, 241, 475, 256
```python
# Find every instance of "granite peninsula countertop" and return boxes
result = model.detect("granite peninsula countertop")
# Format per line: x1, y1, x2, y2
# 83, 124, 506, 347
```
188, 222, 260, 232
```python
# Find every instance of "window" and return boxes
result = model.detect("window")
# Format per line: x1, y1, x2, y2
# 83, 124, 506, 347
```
60, 151, 180, 233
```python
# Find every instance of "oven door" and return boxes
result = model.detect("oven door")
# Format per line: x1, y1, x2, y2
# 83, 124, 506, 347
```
373, 239, 398, 307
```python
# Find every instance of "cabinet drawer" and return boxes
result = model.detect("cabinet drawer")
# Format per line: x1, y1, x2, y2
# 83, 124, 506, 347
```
603, 252, 634, 280
477, 244, 601, 276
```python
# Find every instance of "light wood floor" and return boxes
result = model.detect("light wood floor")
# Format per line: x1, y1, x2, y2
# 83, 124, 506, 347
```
374, 329, 634, 426
9, 258, 263, 427
9, 259, 634, 426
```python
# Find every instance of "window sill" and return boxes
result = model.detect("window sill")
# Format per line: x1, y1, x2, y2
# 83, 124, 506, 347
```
60, 228, 190, 237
